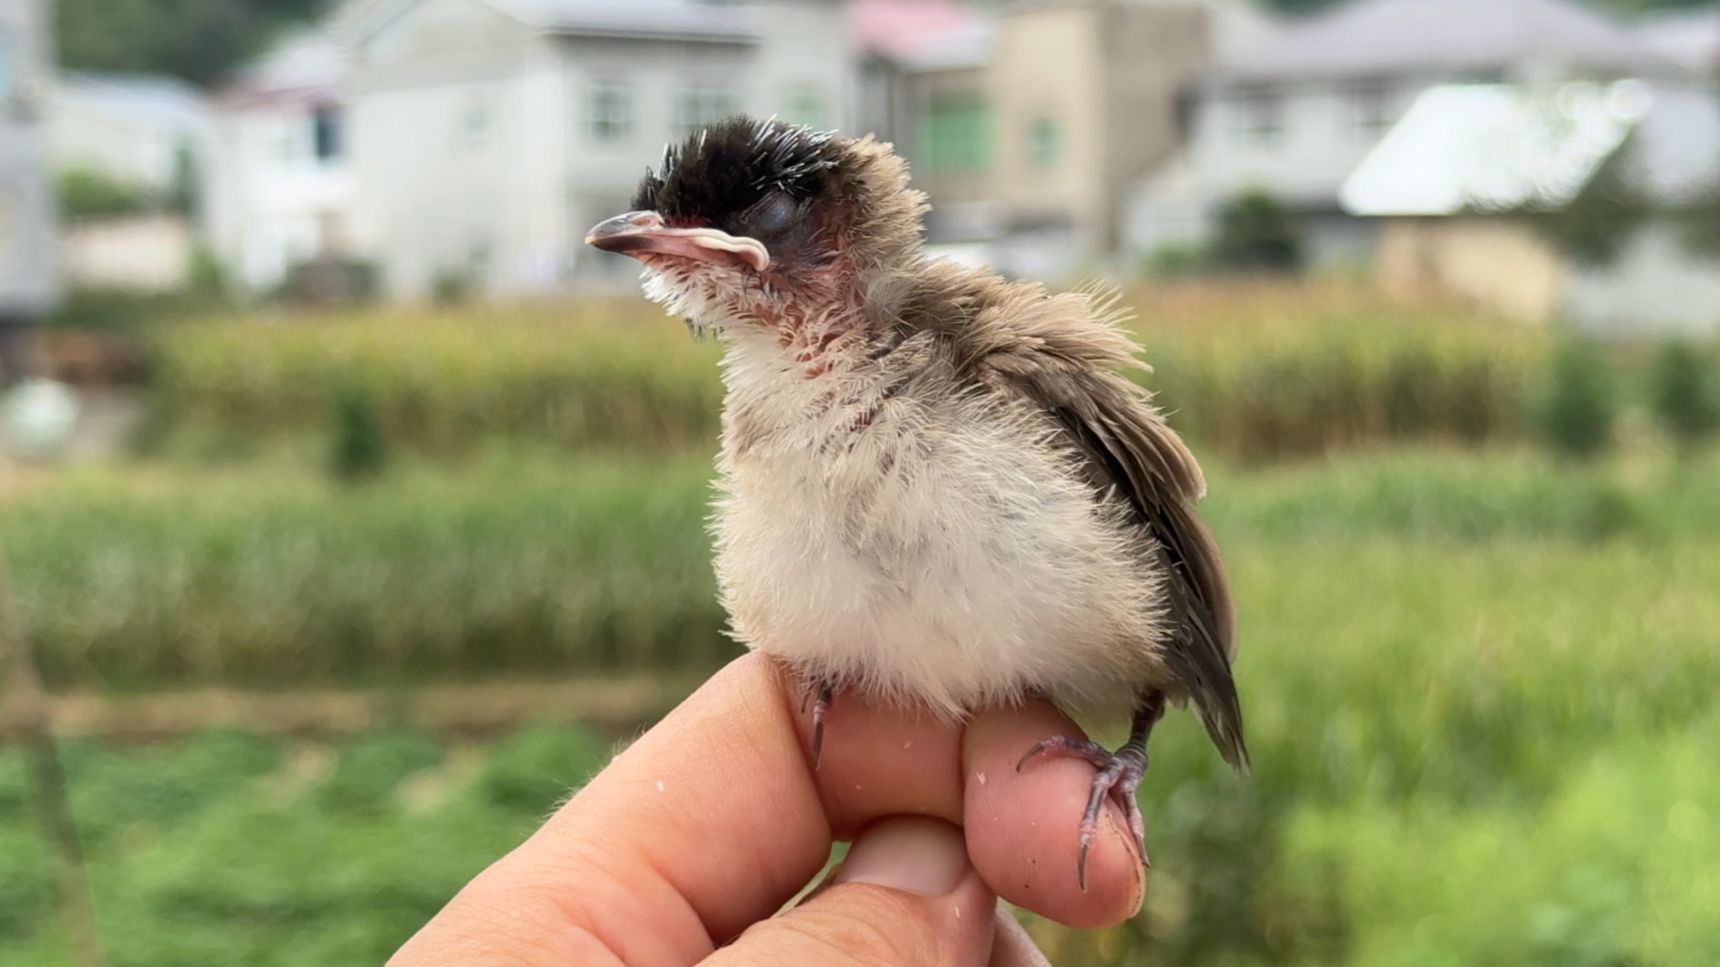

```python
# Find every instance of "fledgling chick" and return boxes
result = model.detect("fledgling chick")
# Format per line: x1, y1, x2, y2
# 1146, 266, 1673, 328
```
588, 118, 1246, 887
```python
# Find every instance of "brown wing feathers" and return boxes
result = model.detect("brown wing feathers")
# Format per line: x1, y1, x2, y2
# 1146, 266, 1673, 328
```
969, 291, 1249, 772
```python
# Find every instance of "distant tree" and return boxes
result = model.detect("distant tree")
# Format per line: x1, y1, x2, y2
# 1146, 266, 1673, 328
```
1650, 342, 1719, 458
1534, 340, 1617, 460
1679, 179, 1720, 259
57, 0, 331, 88
1210, 189, 1304, 272
1530, 143, 1651, 268
328, 385, 389, 483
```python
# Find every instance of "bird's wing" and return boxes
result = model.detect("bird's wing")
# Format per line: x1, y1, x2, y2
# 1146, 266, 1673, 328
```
967, 288, 1248, 771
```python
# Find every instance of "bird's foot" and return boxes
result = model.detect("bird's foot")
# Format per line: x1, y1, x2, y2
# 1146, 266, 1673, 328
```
1016, 736, 1149, 890
798, 678, 836, 770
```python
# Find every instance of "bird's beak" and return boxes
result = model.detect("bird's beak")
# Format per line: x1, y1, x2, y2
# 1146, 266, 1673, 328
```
585, 211, 771, 273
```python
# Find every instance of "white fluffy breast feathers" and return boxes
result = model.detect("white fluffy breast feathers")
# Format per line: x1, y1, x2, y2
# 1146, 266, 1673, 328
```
710, 339, 1170, 719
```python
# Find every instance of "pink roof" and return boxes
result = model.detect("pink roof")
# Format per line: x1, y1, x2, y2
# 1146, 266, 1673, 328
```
847, 0, 983, 62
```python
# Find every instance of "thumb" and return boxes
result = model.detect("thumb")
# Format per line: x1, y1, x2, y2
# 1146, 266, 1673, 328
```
706, 818, 996, 966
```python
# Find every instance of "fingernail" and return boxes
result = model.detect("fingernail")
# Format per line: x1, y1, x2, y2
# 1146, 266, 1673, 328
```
833, 817, 970, 897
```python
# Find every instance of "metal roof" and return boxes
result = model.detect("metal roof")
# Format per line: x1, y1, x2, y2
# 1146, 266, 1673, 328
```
1217, 0, 1683, 84
1635, 8, 1720, 75
1340, 81, 1649, 216
488, 0, 761, 41
58, 73, 210, 128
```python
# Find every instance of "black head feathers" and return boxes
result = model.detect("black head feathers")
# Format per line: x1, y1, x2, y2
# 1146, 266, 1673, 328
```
631, 117, 844, 227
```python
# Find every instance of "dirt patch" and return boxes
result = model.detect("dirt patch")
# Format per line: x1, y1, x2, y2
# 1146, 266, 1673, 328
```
15, 675, 705, 743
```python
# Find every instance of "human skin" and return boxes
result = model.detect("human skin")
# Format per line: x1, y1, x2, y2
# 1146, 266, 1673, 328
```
391, 653, 1145, 966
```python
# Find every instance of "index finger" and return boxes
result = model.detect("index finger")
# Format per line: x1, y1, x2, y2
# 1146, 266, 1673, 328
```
394, 653, 1143, 966
394, 653, 966, 966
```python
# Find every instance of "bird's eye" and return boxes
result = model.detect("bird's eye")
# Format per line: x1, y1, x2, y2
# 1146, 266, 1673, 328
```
747, 191, 798, 236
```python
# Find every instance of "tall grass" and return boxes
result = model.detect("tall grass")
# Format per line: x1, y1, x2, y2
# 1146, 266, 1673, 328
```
145, 283, 1547, 464
4, 471, 1720, 964
5, 448, 1718, 692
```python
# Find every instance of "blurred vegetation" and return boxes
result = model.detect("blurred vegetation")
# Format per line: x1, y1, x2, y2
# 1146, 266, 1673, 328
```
144, 283, 1545, 465
9, 278, 1720, 964
327, 385, 389, 483
5, 448, 1720, 692
1208, 190, 1304, 273
55, 168, 154, 221
1650, 341, 1719, 459
1533, 340, 1617, 460
1525, 141, 1649, 269
5, 446, 1720, 962
57, 0, 331, 87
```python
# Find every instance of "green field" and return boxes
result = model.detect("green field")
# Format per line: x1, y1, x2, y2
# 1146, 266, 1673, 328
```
5, 447, 1719, 965
5, 284, 1719, 965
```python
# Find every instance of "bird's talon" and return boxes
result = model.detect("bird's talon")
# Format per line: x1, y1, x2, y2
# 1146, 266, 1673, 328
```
806, 680, 835, 770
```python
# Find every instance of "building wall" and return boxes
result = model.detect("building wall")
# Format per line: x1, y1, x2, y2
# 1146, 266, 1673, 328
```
348, 0, 568, 298
1097, 3, 1210, 254
990, 3, 1104, 255
349, 0, 852, 298
1377, 216, 1565, 323
1192, 79, 1419, 208
208, 95, 357, 294
0, 0, 60, 317
62, 215, 194, 292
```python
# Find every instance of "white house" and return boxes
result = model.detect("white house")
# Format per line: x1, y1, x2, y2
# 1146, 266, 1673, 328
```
338, 0, 853, 300
206, 29, 358, 295
1127, 0, 1695, 268
1345, 80, 1720, 333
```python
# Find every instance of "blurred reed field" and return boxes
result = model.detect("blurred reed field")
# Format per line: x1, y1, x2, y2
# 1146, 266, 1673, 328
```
6, 280, 1720, 965
142, 281, 1540, 465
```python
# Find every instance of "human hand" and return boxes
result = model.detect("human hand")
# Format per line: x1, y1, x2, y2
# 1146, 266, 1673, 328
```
392, 654, 1146, 965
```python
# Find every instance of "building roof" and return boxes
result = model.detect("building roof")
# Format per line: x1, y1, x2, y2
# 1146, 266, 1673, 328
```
1218, 0, 1684, 84
848, 0, 985, 65
1635, 8, 1720, 75
1341, 81, 1650, 216
219, 29, 347, 105
488, 0, 761, 41
57, 73, 210, 129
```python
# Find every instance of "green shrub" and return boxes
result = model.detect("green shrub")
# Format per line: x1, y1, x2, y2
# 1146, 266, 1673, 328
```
1650, 341, 1718, 456
56, 166, 152, 220
1209, 189, 1303, 272
328, 385, 389, 482
1534, 340, 1616, 460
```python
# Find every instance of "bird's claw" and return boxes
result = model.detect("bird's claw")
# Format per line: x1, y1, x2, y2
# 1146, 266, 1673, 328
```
1017, 736, 1150, 889
804, 680, 835, 770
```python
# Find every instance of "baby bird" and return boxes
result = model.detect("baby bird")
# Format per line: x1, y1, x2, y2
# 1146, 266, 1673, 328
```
587, 118, 1246, 887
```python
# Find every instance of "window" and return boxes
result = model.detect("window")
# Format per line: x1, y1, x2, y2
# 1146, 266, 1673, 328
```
1350, 81, 1394, 136
919, 92, 992, 174
783, 84, 826, 128
679, 84, 737, 136
313, 106, 343, 163
1235, 87, 1284, 145
458, 96, 491, 149
1028, 116, 1062, 171
590, 80, 630, 142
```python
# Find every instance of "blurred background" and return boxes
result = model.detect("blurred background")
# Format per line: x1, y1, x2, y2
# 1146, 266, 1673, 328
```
2, 0, 1719, 963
